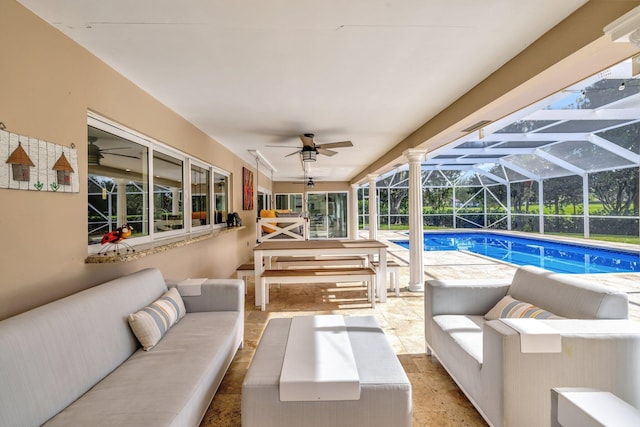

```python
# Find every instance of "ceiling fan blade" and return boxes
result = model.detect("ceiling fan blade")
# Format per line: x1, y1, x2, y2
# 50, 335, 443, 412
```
285, 150, 301, 157
265, 144, 299, 148
317, 141, 353, 149
318, 148, 338, 157
299, 134, 315, 147
108, 153, 141, 159
100, 147, 131, 152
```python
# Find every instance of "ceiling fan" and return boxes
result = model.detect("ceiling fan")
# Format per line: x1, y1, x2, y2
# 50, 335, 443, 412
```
269, 133, 353, 161
88, 136, 140, 166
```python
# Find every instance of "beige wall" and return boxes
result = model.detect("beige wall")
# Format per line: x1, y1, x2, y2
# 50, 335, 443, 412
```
273, 181, 350, 195
0, 1, 262, 320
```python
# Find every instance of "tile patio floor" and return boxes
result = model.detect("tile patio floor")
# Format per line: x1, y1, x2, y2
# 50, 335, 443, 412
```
200, 232, 640, 426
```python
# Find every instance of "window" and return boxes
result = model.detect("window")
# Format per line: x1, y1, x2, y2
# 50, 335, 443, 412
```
153, 151, 184, 234
87, 114, 231, 252
275, 193, 302, 211
214, 171, 229, 224
191, 164, 210, 227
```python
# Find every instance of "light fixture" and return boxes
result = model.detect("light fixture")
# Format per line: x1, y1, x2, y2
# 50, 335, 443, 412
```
307, 178, 314, 189
301, 146, 317, 162
619, 82, 626, 91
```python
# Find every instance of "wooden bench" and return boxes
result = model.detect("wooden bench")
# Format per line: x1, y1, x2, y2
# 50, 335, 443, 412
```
274, 256, 367, 269
371, 260, 404, 297
259, 267, 377, 311
235, 263, 254, 294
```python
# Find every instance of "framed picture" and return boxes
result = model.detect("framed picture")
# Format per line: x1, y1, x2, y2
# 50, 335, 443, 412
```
242, 167, 254, 210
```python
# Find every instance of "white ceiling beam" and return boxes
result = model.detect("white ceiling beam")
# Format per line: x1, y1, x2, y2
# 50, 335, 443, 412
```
421, 164, 475, 171
498, 159, 540, 181
588, 133, 640, 164
525, 108, 640, 121
445, 147, 537, 155
534, 148, 585, 175
482, 133, 590, 141
473, 166, 508, 184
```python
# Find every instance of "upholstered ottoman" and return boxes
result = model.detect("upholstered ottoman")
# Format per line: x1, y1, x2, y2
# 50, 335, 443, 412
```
241, 316, 411, 427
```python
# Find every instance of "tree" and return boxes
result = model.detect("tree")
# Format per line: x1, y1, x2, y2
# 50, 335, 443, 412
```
543, 176, 582, 215
425, 188, 451, 212
590, 168, 639, 215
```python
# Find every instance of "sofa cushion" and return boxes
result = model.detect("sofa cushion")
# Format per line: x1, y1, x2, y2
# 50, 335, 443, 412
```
484, 295, 563, 320
432, 315, 484, 364
508, 265, 628, 319
128, 287, 186, 350
0, 268, 168, 427
259, 209, 278, 232
44, 311, 242, 427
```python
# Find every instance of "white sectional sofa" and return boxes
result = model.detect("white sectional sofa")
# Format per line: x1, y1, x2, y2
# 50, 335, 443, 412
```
0, 268, 244, 427
425, 265, 640, 427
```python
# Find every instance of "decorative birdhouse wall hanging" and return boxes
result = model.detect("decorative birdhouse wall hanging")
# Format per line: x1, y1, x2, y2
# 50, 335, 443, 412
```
0, 127, 79, 192
6, 142, 34, 182
53, 152, 74, 186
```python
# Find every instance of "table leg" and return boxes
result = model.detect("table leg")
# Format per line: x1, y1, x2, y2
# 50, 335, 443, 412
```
378, 248, 387, 303
370, 274, 376, 308
254, 251, 264, 307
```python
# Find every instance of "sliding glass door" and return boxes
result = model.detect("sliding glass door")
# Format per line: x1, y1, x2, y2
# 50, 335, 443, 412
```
307, 191, 348, 239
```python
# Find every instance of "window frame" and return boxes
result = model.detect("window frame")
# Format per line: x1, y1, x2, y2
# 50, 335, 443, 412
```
87, 113, 231, 254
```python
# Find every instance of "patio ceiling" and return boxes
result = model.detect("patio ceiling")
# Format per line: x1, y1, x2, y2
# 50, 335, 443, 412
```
414, 58, 640, 186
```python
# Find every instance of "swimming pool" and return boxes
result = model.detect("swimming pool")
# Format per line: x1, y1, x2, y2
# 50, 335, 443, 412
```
392, 232, 640, 274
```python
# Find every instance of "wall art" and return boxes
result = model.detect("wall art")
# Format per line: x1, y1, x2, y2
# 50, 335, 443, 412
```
242, 166, 254, 210
0, 128, 79, 192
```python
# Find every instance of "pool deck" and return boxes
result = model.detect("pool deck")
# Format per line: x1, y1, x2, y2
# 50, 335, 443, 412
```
377, 230, 640, 322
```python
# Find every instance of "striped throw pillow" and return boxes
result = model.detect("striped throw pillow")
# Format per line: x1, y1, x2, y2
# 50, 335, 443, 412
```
484, 295, 563, 320
128, 287, 186, 350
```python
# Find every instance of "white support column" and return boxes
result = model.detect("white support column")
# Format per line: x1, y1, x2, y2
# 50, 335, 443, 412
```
367, 174, 378, 241
171, 188, 180, 215
583, 174, 590, 239
350, 183, 359, 239
405, 149, 427, 292
507, 183, 512, 230
452, 186, 457, 228
116, 179, 128, 226
539, 180, 544, 233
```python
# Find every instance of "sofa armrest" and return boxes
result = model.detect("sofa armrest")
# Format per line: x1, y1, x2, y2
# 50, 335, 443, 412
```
481, 319, 640, 427
176, 279, 244, 313
425, 279, 511, 317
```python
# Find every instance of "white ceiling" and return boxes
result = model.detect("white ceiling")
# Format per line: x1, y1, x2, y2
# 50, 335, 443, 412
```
18, 0, 587, 183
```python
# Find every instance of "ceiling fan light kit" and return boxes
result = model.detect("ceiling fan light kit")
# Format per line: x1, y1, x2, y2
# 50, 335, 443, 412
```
301, 145, 318, 162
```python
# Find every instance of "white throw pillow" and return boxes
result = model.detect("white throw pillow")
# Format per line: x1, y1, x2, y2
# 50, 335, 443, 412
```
128, 287, 186, 350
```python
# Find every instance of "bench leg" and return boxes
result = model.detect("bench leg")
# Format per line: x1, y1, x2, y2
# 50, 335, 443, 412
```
261, 278, 267, 311
391, 268, 400, 296
369, 275, 376, 308
235, 272, 250, 294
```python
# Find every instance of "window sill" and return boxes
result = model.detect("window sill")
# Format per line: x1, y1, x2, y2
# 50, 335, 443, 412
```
85, 225, 246, 264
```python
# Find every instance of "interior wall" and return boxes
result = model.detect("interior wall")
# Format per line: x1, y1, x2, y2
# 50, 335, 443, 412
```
273, 181, 350, 194
0, 1, 256, 320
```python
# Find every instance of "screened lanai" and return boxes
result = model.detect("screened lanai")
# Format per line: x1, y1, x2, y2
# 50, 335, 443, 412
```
359, 58, 640, 243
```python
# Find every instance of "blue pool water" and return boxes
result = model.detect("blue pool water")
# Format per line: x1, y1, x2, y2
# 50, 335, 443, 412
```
392, 232, 640, 274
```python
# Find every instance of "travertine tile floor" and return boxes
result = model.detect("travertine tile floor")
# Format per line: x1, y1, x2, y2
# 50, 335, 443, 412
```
200, 234, 640, 426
